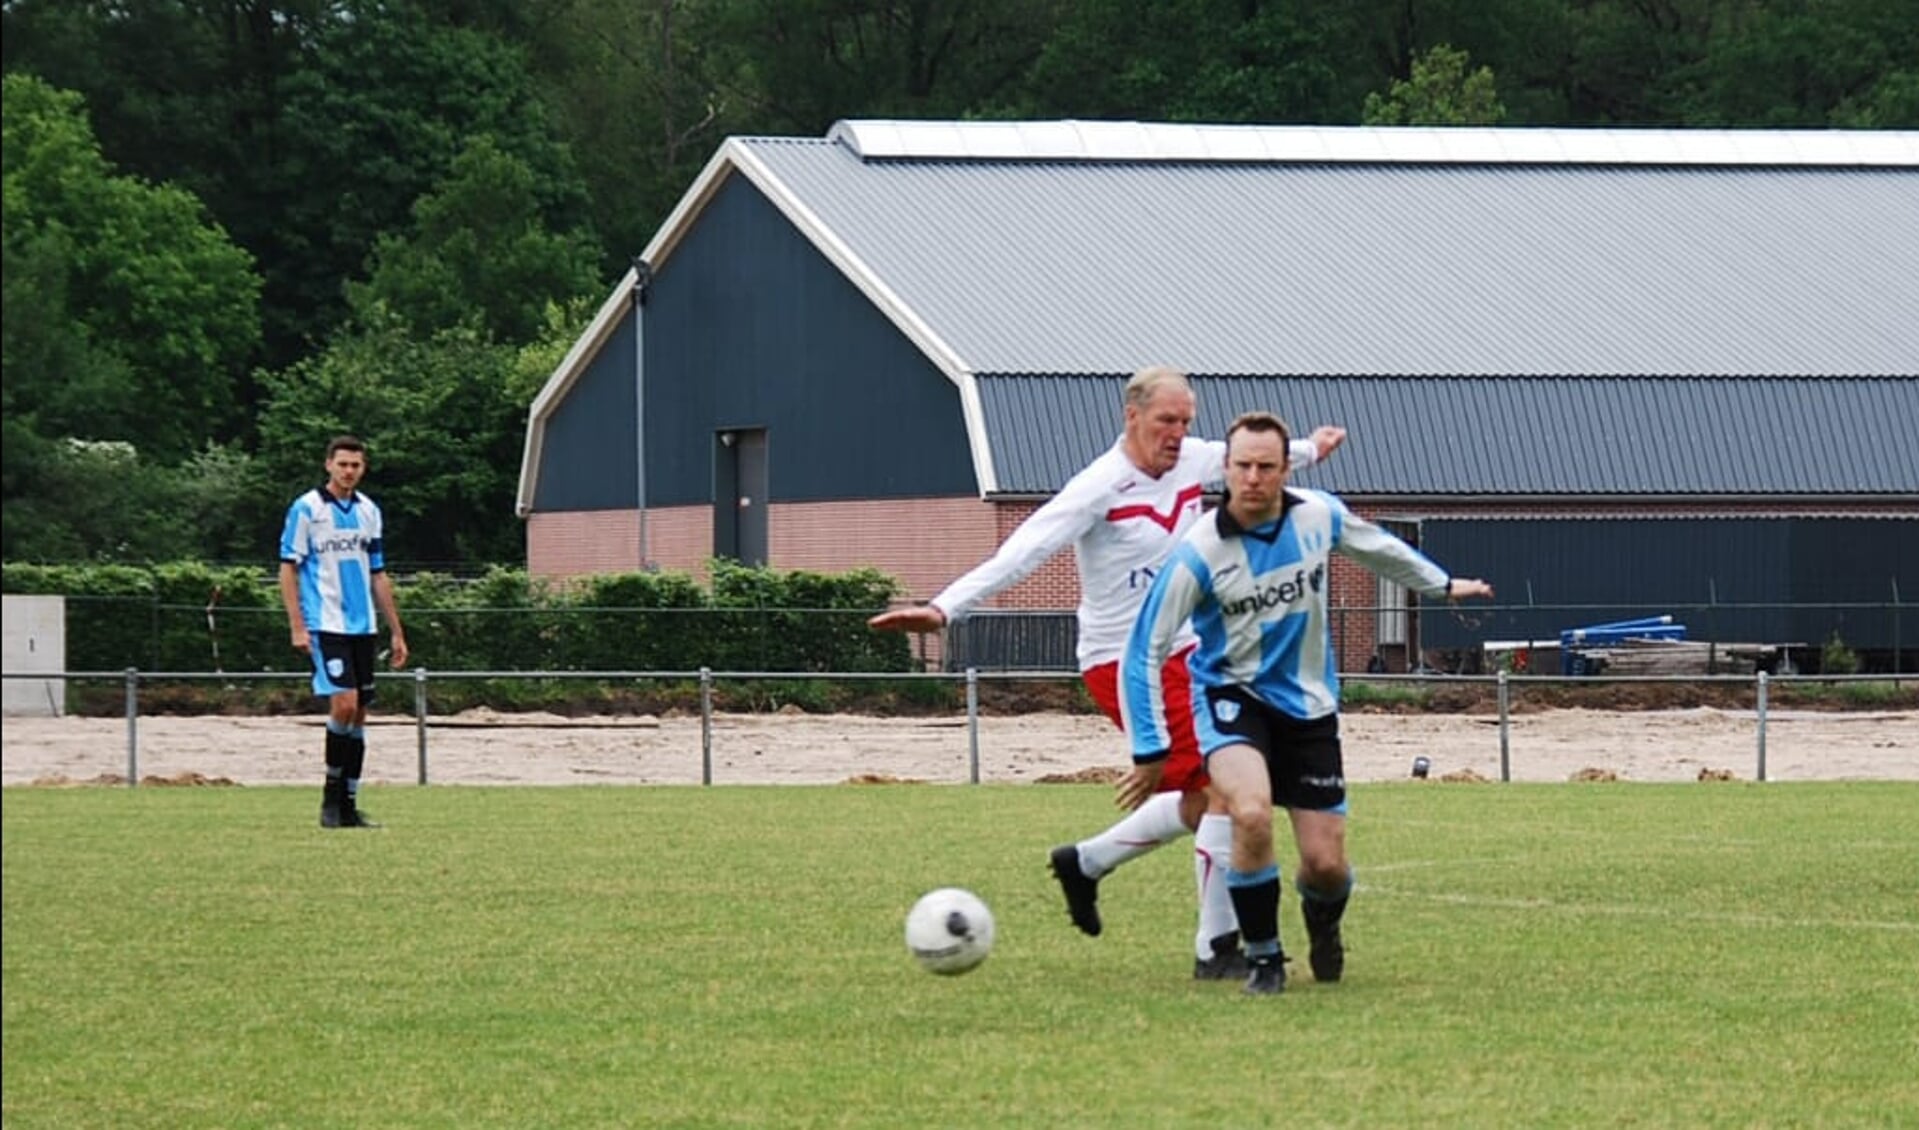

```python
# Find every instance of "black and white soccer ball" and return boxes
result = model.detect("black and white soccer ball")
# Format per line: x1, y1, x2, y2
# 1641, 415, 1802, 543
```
904, 887, 995, 975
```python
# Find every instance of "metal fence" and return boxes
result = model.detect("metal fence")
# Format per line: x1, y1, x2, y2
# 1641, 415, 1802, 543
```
3, 666, 1913, 787
33, 597, 1915, 676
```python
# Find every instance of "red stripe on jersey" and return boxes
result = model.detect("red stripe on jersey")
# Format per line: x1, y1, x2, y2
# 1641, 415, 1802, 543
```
1105, 483, 1204, 533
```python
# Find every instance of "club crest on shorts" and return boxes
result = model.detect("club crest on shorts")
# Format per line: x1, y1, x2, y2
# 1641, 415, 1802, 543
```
1213, 699, 1241, 723
327, 658, 346, 678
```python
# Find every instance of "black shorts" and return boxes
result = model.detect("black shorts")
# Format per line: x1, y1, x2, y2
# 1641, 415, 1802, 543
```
1199, 686, 1346, 812
308, 632, 379, 705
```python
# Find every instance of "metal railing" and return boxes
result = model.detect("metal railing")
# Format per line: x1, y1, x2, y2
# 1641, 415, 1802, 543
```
3, 667, 1913, 787
30, 596, 1912, 676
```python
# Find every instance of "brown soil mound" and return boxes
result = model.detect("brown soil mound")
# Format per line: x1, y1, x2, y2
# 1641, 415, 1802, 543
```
1571, 767, 1622, 782
1696, 767, 1738, 781
1034, 765, 1125, 785
24, 771, 239, 788
1438, 768, 1491, 783
26, 773, 125, 788
141, 771, 240, 786
841, 773, 924, 785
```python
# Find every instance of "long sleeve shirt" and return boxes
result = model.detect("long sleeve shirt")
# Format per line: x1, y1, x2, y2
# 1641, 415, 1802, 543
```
1121, 488, 1451, 758
930, 436, 1319, 670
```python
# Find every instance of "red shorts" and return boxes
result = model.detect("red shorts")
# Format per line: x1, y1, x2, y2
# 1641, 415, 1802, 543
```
1082, 646, 1207, 794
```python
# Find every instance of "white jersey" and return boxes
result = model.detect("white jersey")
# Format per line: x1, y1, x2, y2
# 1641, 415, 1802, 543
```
279, 487, 389, 636
1122, 488, 1450, 754
932, 436, 1318, 670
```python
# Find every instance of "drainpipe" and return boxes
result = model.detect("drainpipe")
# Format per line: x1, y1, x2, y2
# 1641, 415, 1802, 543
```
632, 259, 653, 569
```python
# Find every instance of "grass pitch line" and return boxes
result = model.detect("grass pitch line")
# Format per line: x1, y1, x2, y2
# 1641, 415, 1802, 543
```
1359, 883, 1919, 934
1361, 856, 1526, 874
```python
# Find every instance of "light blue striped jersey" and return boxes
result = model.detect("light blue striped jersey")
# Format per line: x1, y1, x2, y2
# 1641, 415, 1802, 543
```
1121, 489, 1449, 757
280, 487, 388, 636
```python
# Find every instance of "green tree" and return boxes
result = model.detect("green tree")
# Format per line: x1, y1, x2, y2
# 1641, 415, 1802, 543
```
1017, 0, 1356, 122
1363, 44, 1507, 125
1, 73, 260, 461
1670, 0, 1919, 127
347, 135, 603, 345
4, 0, 597, 369
1832, 69, 1919, 127
508, 1, 745, 275
0, 438, 272, 564
270, 3, 594, 356
705, 0, 1060, 133
2, 0, 335, 374
255, 299, 593, 568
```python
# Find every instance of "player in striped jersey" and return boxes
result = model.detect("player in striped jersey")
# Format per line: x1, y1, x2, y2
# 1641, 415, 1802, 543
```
279, 435, 410, 829
870, 368, 1345, 977
1121, 411, 1493, 993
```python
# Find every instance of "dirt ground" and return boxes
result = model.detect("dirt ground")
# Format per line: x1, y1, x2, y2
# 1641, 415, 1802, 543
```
4, 706, 1913, 787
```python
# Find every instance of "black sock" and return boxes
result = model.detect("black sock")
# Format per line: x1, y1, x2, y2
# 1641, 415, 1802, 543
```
1298, 870, 1354, 926
324, 725, 349, 799
345, 729, 366, 787
1227, 866, 1283, 958
324, 725, 348, 773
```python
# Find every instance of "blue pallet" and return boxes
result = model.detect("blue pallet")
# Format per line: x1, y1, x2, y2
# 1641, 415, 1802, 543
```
1560, 615, 1688, 674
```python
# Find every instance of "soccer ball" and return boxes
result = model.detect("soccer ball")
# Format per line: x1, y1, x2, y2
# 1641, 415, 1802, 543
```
904, 887, 995, 975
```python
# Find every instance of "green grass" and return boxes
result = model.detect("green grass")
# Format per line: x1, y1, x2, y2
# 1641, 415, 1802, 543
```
5, 783, 1917, 1129
1341, 679, 1434, 708
1776, 679, 1917, 709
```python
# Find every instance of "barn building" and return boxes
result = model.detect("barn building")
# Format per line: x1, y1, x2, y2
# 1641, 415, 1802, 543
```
517, 121, 1919, 672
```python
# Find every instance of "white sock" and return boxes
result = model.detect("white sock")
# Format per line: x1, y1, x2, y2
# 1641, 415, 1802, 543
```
1194, 813, 1240, 959
1077, 791, 1188, 878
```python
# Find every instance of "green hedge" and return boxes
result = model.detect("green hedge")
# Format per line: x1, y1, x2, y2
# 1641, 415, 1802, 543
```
1, 561, 916, 676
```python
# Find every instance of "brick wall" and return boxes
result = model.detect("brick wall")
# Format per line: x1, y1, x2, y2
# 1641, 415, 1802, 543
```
769, 498, 999, 602
526, 510, 643, 578
530, 498, 1005, 598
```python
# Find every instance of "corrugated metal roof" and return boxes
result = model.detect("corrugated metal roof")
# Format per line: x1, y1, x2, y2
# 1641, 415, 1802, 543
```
739, 137, 1919, 378
977, 375, 1919, 496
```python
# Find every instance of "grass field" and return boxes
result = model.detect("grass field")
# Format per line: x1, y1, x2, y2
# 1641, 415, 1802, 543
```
4, 782, 1916, 1128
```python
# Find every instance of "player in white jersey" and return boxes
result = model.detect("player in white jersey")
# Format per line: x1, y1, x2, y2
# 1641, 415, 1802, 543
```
1122, 411, 1493, 994
869, 367, 1345, 978
279, 435, 410, 829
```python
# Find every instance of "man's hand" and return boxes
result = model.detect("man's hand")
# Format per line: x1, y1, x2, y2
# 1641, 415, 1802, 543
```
1309, 425, 1347, 462
867, 605, 947, 633
1448, 578, 1495, 601
389, 633, 410, 669
289, 626, 310, 653
1114, 760, 1165, 810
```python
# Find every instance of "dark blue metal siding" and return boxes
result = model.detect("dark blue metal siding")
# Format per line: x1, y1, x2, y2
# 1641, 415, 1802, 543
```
535, 314, 639, 510
976, 375, 1919, 496
977, 374, 1128, 492
1417, 518, 1917, 650
641, 175, 975, 506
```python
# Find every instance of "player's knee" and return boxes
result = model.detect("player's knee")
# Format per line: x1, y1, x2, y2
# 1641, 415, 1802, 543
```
1228, 804, 1273, 851
329, 690, 360, 722
1177, 788, 1210, 829
1296, 849, 1347, 888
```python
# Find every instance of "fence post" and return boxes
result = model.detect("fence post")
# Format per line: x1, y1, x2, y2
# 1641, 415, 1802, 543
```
699, 667, 713, 786
414, 667, 429, 786
1894, 578, 1904, 677
1497, 668, 1511, 783
124, 667, 139, 788
1706, 579, 1720, 675
966, 667, 980, 785
1755, 670, 1769, 782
